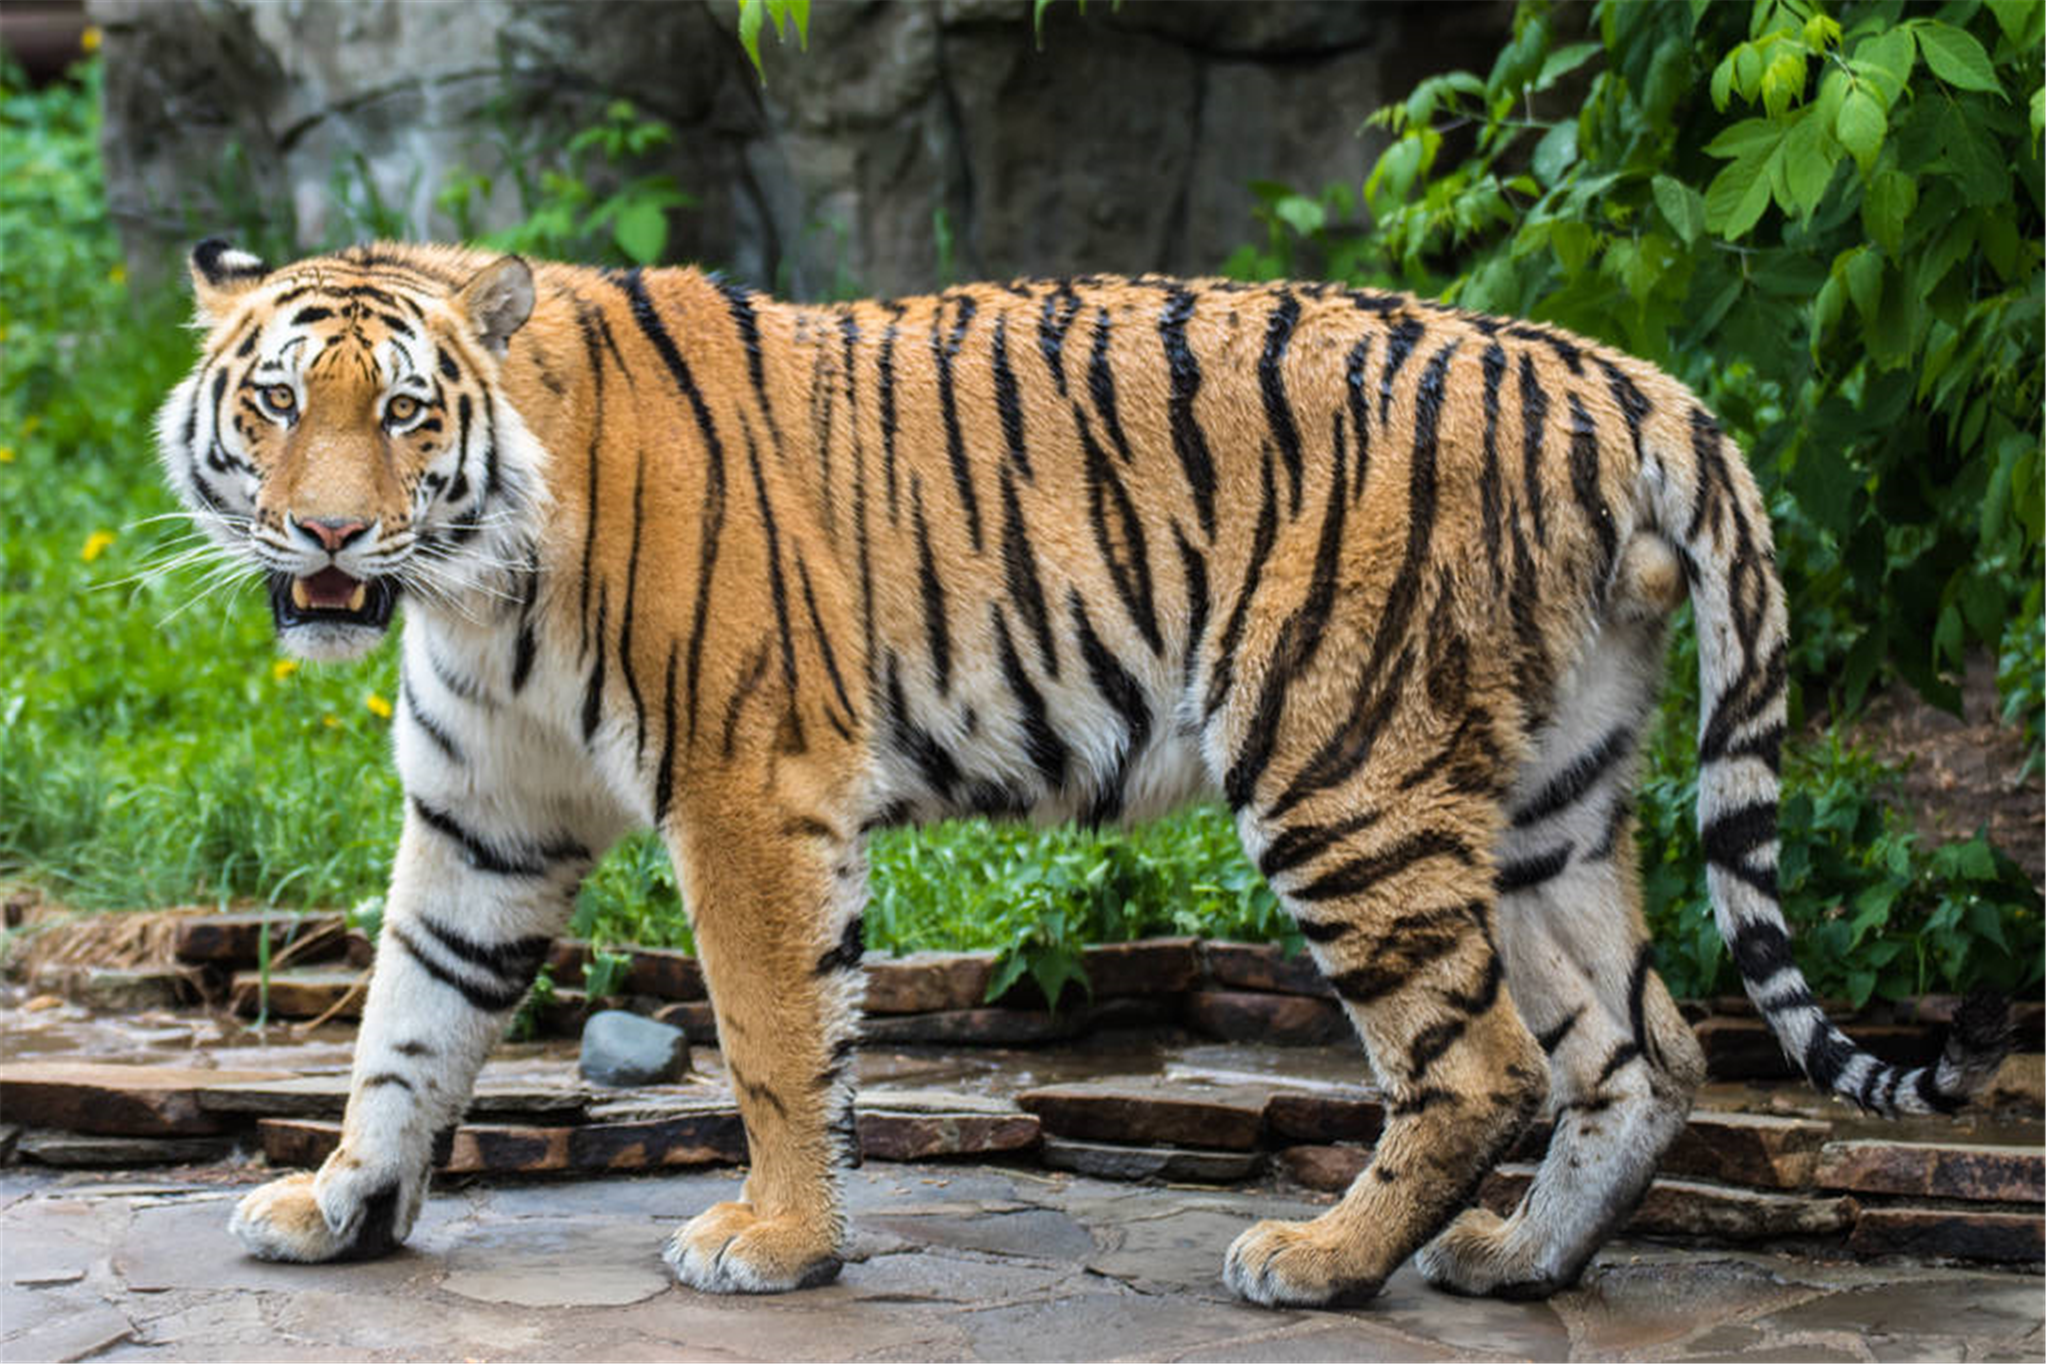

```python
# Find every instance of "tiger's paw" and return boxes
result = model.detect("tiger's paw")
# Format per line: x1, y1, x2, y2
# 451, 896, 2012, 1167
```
664, 1200, 843, 1294
1223, 1217, 1384, 1308
1414, 1208, 1565, 1300
229, 1163, 412, 1264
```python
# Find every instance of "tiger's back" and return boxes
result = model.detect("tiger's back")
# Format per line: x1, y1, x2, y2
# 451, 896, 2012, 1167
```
162, 241, 2008, 1306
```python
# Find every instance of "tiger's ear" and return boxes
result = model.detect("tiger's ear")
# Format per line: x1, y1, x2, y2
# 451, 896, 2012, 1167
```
188, 238, 270, 324
456, 255, 534, 358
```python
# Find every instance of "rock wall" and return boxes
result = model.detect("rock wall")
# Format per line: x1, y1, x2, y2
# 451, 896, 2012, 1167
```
90, 0, 1510, 297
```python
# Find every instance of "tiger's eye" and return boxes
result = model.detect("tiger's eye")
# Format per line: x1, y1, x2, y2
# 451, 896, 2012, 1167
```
263, 384, 296, 415
385, 395, 420, 425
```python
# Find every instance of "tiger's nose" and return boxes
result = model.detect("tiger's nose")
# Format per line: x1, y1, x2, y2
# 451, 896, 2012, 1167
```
291, 515, 371, 553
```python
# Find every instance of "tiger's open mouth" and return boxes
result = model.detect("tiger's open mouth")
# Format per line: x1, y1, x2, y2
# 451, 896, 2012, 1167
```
267, 568, 397, 632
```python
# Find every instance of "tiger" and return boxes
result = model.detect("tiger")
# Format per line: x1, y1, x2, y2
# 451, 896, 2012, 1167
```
157, 238, 2008, 1306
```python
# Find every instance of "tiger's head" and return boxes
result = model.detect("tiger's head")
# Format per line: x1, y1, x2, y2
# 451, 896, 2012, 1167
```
157, 240, 547, 661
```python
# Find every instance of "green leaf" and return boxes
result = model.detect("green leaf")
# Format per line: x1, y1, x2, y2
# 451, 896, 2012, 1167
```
1704, 118, 1780, 159
2032, 86, 2045, 142
1652, 174, 1706, 245
1272, 194, 1326, 237
611, 199, 668, 265
1988, 0, 2038, 44
1531, 120, 1578, 188
1912, 21, 2003, 96
737, 0, 767, 80
1778, 109, 1836, 216
1835, 87, 1886, 172
1705, 146, 1776, 238
1860, 169, 1917, 253
1853, 27, 1915, 107
1535, 41, 1602, 92
1549, 219, 1596, 274
1941, 105, 2008, 207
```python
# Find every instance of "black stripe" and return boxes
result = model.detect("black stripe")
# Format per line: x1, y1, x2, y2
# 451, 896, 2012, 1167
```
1518, 352, 1550, 544
741, 421, 802, 747
1596, 1041, 1642, 1085
1494, 843, 1572, 894
1729, 918, 1795, 984
1344, 336, 1373, 502
582, 585, 608, 744
999, 465, 1058, 679
1203, 446, 1280, 719
796, 554, 857, 730
1802, 1024, 1856, 1091
1172, 525, 1209, 696
401, 675, 465, 764
1259, 290, 1305, 515
878, 303, 904, 520
1478, 342, 1507, 591
619, 443, 649, 761
1258, 807, 1383, 879
1626, 940, 1654, 1067
717, 277, 779, 449
991, 313, 1031, 480
1038, 281, 1079, 395
992, 606, 1069, 789
720, 642, 773, 758
410, 797, 587, 877
389, 923, 528, 1012
912, 476, 953, 695
360, 1072, 413, 1092
655, 641, 680, 825
1070, 590, 1152, 826
1159, 285, 1216, 537
1087, 305, 1136, 467
1507, 323, 1582, 375
1595, 355, 1651, 461
932, 294, 984, 550
1290, 829, 1475, 903
1566, 391, 1618, 591
884, 653, 962, 800
1536, 1007, 1583, 1054
416, 914, 552, 984
1076, 402, 1162, 657
574, 310, 606, 662
815, 914, 865, 976
1379, 317, 1425, 424
1510, 726, 1634, 828
1702, 800, 1776, 889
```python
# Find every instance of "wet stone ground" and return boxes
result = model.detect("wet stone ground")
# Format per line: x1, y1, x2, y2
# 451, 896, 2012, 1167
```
3, 1161, 2042, 1363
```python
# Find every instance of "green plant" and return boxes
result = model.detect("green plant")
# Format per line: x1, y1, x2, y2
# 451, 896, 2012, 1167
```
438, 99, 694, 267
734, 0, 811, 82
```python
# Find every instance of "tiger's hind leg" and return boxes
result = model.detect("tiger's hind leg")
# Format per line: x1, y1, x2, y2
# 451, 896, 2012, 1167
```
1418, 538, 1704, 1298
1220, 761, 1547, 1307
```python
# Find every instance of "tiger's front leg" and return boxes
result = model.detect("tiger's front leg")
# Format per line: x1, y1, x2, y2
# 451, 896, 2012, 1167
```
662, 790, 865, 1294
231, 670, 614, 1263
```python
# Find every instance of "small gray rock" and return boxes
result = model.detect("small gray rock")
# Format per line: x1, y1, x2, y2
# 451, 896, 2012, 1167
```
577, 1011, 691, 1088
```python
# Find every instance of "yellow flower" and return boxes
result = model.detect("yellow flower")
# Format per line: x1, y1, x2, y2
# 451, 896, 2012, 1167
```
108, 263, 127, 287
322, 714, 340, 729
80, 24, 102, 52
364, 691, 393, 719
81, 529, 116, 562
0, 446, 14, 464
272, 658, 300, 681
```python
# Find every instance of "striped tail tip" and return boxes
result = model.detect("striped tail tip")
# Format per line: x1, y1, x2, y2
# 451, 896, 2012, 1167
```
1830, 988, 2012, 1119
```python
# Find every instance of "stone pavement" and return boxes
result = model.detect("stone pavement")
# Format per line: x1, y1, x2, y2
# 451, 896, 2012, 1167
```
3, 1162, 2040, 1363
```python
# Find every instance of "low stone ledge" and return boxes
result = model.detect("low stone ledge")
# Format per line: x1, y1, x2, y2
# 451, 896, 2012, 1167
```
1077, 939, 1202, 998
1847, 1206, 2044, 1263
228, 969, 365, 1021
1262, 1091, 1384, 1144
1017, 1078, 1268, 1151
1815, 1140, 2044, 1203
1660, 1111, 1833, 1189
1692, 1017, 1945, 1080
856, 1110, 1041, 1161
198, 1073, 591, 1123
260, 1111, 749, 1174
173, 911, 347, 966
15, 1129, 238, 1167
622, 948, 706, 1002
1184, 990, 1349, 1046
1480, 1166, 1856, 1240
1198, 942, 1332, 997
0, 1062, 293, 1136
1040, 1136, 1262, 1183
1277, 1143, 1368, 1191
861, 952, 997, 1014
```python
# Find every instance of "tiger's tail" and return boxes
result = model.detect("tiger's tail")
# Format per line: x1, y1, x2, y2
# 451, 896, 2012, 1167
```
1648, 404, 2010, 1116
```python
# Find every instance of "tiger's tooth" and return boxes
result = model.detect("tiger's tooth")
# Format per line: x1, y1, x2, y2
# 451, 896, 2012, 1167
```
291, 578, 311, 610
347, 583, 367, 612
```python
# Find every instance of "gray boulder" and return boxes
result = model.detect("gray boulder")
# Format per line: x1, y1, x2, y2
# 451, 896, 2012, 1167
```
578, 1010, 691, 1088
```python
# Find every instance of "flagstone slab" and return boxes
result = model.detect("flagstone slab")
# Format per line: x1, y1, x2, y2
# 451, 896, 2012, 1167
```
14, 1130, 237, 1168
0, 1062, 293, 1136
1262, 1090, 1385, 1143
260, 1112, 749, 1174
1077, 938, 1202, 997
856, 1109, 1041, 1161
197, 1073, 591, 1122
1816, 1138, 2043, 1203
860, 951, 998, 1014
1017, 1076, 1269, 1150
1277, 1142, 1368, 1191
1040, 1136, 1262, 1183
1481, 1166, 1855, 1239
1199, 942, 1333, 997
